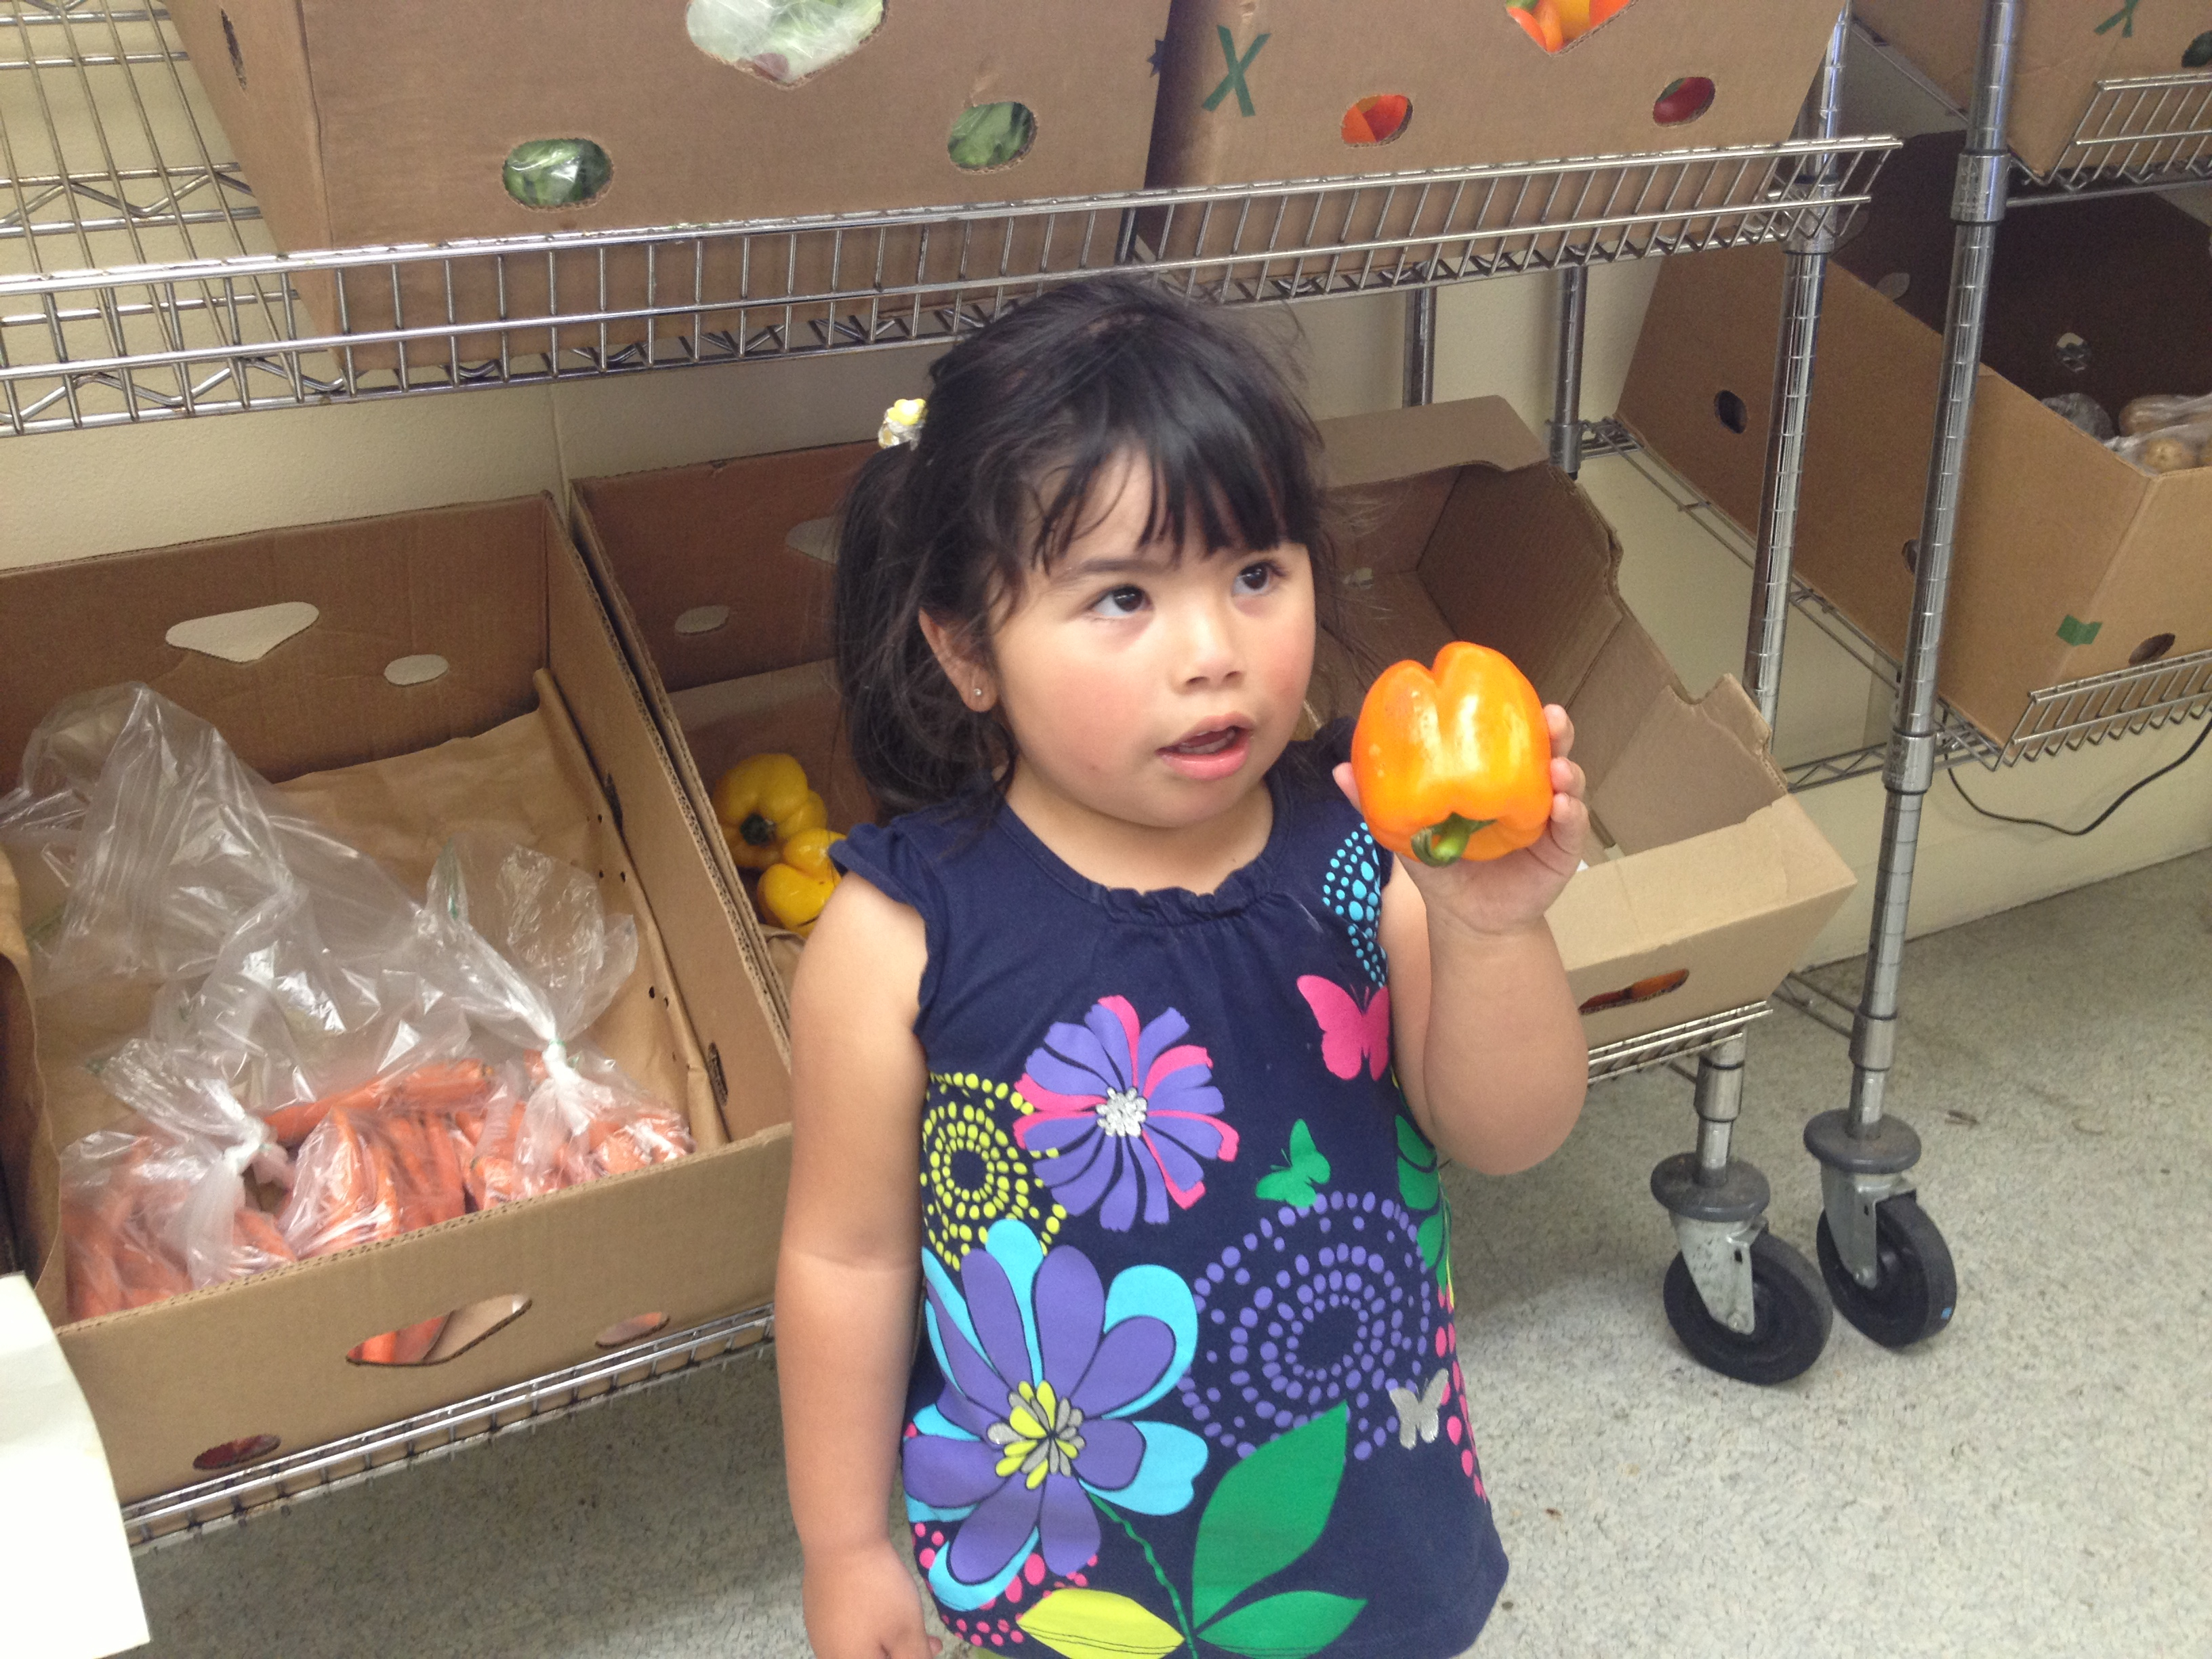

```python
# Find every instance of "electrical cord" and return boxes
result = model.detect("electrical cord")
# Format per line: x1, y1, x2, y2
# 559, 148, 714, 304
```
1946, 716, 2212, 837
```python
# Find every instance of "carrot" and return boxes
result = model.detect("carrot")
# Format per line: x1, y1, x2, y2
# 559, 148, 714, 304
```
233, 1207, 296, 1268
64, 1205, 129, 1321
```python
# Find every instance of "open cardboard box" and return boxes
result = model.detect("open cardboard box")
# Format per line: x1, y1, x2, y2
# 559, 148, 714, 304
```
1618, 134, 2212, 741
0, 498, 792, 1504
576, 398, 1856, 1051
165, 1, 1170, 359
1855, 0, 2212, 181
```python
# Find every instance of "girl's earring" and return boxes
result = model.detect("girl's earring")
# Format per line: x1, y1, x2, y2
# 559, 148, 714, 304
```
972, 686, 985, 703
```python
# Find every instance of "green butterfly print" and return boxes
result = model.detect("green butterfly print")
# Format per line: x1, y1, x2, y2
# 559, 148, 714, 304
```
1254, 1120, 1330, 1209
1397, 1115, 1453, 1304
1019, 1405, 1366, 1659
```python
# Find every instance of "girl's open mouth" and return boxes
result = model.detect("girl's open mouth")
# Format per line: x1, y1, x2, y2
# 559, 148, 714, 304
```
1159, 724, 1253, 779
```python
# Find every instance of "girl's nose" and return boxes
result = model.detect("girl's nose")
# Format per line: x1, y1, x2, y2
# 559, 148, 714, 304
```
1174, 594, 1244, 686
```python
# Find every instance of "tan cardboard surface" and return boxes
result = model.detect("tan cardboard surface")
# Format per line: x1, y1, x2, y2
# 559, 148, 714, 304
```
1619, 145, 2212, 738
0, 497, 793, 1500
1856, 0, 2212, 178
1149, 0, 1844, 187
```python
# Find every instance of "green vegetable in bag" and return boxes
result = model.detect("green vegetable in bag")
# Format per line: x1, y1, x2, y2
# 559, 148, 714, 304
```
948, 102, 1036, 171
687, 0, 884, 84
502, 140, 612, 209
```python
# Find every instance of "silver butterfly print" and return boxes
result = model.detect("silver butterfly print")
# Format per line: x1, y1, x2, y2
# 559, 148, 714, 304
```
1389, 1368, 1451, 1450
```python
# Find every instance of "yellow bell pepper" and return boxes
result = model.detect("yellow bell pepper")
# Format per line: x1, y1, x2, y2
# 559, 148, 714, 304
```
713, 753, 827, 871
758, 828, 846, 937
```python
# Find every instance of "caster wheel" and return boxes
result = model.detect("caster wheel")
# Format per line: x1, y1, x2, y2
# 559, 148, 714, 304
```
1816, 1193, 1957, 1349
1662, 1231, 1832, 1386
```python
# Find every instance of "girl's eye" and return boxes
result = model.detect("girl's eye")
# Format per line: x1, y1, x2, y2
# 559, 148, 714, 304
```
1234, 561, 1282, 596
1091, 584, 1147, 619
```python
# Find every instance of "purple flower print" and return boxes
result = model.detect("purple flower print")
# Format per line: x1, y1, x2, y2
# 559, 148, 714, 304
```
1013, 995, 1239, 1230
903, 1219, 1207, 1612
1175, 1190, 1438, 1465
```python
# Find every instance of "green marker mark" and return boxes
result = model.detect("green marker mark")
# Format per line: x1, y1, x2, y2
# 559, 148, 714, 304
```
2057, 614, 2104, 646
1202, 25, 1269, 117
2095, 0, 2142, 37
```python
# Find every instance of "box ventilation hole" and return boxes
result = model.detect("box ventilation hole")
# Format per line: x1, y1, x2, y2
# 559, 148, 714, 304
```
166, 601, 318, 663
1875, 271, 1911, 301
1652, 77, 1715, 127
347, 1294, 531, 1367
787, 516, 838, 564
686, 0, 884, 85
1577, 967, 1688, 1017
503, 140, 612, 209
1340, 95, 1412, 146
949, 102, 1036, 171
596, 1311, 671, 1349
2055, 331, 2091, 374
220, 9, 246, 87
2187, 32, 2212, 68
384, 653, 449, 687
192, 1433, 281, 1472
675, 605, 731, 636
1902, 537, 1919, 573
2130, 633, 2176, 666
1713, 390, 1747, 434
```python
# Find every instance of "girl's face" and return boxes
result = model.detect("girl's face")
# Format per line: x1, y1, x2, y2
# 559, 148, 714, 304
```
949, 455, 1315, 846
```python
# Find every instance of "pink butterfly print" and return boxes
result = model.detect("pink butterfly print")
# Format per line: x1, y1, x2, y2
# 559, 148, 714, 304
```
1298, 976, 1391, 1080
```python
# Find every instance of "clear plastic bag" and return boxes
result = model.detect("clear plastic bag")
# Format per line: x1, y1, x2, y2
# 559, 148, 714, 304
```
2110, 420, 2212, 474
684, 0, 882, 83
2118, 391, 2212, 436
2041, 393, 2115, 441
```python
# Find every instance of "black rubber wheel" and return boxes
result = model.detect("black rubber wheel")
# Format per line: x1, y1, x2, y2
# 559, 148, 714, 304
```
1662, 1230, 1832, 1386
1816, 1193, 1957, 1349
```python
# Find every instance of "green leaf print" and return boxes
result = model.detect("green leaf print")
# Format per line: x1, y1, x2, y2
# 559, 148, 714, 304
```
1189, 1404, 1349, 1629
1204, 1591, 1368, 1658
1397, 1114, 1454, 1306
1254, 1120, 1330, 1210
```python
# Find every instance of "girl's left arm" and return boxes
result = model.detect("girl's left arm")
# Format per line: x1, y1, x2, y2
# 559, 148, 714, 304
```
1351, 704, 1591, 1175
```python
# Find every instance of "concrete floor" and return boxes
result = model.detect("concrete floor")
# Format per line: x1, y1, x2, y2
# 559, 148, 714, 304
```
129, 848, 2212, 1659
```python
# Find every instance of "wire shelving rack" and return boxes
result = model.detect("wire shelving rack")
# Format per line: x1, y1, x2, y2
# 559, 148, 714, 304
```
0, 0, 1925, 1536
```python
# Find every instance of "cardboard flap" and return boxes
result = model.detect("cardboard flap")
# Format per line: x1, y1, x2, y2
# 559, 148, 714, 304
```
0, 499, 552, 785
1335, 468, 1460, 578
1318, 398, 1549, 489
1417, 462, 1625, 709
573, 443, 868, 691
1582, 651, 1786, 853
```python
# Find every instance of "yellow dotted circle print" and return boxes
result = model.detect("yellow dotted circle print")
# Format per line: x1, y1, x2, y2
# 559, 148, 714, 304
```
921, 1073, 1064, 1269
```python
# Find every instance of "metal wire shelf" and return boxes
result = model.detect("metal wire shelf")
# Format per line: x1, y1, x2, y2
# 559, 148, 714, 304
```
1584, 421, 2212, 782
1852, 19, 2212, 196
120, 1302, 776, 1551
1585, 1002, 1770, 1085
0, 0, 1896, 436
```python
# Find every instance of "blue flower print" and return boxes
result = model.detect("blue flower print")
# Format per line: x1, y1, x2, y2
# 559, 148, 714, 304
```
1322, 825, 1389, 985
903, 1219, 1208, 1611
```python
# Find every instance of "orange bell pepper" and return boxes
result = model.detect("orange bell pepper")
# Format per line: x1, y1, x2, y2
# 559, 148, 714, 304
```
1351, 642, 1555, 866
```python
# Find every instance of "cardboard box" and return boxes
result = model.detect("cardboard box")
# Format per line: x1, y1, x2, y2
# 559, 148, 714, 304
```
0, 497, 793, 1502
166, 1, 1170, 354
1856, 0, 2212, 180
1147, 0, 1845, 187
1616, 134, 2212, 741
575, 400, 1856, 1051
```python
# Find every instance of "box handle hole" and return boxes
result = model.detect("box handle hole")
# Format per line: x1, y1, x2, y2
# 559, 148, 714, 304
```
1902, 537, 1919, 573
2130, 632, 2176, 666
949, 102, 1036, 170
2186, 31, 2212, 68
675, 605, 731, 636
2055, 331, 2091, 374
1578, 967, 1688, 1016
1713, 390, 1747, 434
346, 1293, 531, 1367
384, 653, 449, 686
192, 1433, 281, 1472
596, 1311, 671, 1349
686, 0, 884, 84
1874, 271, 1911, 301
786, 516, 838, 565
504, 140, 612, 209
1340, 94, 1412, 146
1653, 77, 1715, 127
165, 600, 318, 664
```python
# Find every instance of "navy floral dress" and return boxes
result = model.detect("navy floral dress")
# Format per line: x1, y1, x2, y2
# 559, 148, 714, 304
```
833, 731, 1507, 1659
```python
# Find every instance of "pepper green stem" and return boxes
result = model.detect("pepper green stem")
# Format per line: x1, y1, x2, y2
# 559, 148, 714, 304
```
1410, 812, 1496, 866
740, 812, 777, 847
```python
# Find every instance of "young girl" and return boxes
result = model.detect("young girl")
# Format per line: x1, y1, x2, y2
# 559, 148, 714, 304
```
777, 278, 1589, 1659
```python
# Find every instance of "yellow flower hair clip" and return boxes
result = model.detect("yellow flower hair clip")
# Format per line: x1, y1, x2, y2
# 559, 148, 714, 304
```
878, 396, 926, 449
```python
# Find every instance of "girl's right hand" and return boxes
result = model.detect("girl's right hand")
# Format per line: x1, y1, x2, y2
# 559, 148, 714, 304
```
802, 1542, 942, 1659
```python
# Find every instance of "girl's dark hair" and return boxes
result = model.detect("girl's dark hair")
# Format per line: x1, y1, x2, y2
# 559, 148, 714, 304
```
835, 276, 1345, 817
